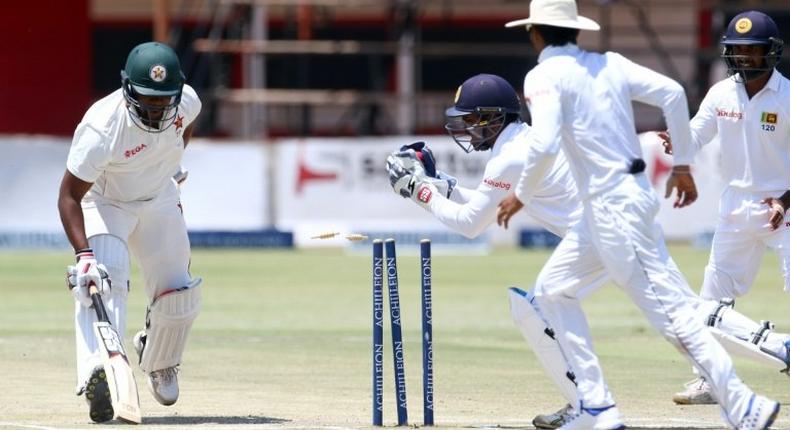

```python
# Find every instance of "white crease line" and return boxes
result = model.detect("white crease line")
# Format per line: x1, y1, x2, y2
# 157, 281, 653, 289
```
0, 423, 358, 430
0, 423, 83, 430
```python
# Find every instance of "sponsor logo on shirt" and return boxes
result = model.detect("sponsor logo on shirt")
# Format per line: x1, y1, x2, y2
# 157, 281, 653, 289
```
524, 88, 551, 105
760, 112, 778, 124
417, 185, 433, 204
716, 108, 743, 120
125, 143, 148, 158
484, 177, 512, 191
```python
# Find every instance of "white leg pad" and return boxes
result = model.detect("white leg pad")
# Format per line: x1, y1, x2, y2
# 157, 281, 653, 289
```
75, 234, 131, 392
708, 327, 787, 371
140, 278, 202, 373
508, 287, 578, 405
697, 299, 788, 371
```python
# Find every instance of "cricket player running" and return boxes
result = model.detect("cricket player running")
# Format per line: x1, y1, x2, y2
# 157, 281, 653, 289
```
493, 0, 778, 428
660, 11, 790, 405
386, 73, 790, 429
58, 42, 202, 422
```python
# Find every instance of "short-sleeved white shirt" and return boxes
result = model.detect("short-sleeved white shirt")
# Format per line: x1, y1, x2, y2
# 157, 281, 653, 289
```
426, 122, 581, 238
690, 70, 790, 192
67, 84, 201, 202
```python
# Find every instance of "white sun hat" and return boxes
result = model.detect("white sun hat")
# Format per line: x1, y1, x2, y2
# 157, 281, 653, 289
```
505, 0, 600, 31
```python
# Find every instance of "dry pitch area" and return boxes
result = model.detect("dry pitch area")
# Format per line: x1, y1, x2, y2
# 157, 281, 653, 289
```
1, 246, 788, 430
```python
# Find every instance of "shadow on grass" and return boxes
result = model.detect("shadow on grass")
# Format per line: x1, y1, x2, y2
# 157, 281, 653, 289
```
141, 415, 290, 425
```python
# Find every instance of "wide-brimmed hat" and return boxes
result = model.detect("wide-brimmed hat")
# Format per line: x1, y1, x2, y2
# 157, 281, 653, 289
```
505, 0, 600, 31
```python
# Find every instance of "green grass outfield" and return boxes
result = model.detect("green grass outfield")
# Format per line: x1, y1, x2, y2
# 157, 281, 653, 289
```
0, 245, 788, 430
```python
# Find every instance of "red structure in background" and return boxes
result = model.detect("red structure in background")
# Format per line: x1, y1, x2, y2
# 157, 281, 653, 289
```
0, 1, 92, 136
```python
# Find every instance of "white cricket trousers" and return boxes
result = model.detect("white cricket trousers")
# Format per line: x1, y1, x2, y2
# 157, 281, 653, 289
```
533, 173, 754, 427
701, 186, 790, 300
74, 181, 191, 389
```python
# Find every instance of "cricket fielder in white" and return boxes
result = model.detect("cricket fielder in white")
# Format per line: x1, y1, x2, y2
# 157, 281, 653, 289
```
387, 73, 790, 429
494, 1, 779, 429
58, 42, 202, 423
662, 10, 790, 405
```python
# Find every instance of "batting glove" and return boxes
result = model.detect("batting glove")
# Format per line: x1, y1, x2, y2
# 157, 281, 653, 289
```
69, 249, 111, 307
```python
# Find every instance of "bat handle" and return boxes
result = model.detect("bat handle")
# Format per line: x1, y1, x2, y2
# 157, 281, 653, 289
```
89, 282, 110, 323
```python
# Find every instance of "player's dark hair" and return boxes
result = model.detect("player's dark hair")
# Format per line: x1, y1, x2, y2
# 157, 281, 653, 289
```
533, 25, 580, 47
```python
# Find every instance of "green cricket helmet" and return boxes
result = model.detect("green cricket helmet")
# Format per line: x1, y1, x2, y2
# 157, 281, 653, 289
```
121, 42, 186, 132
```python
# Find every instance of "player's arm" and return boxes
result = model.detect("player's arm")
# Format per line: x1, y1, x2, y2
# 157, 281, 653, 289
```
60, 125, 108, 251
619, 54, 698, 207
497, 76, 561, 227
57, 171, 93, 251
425, 166, 515, 238
180, 85, 202, 149
619, 54, 693, 165
762, 108, 790, 230
688, 89, 718, 151
183, 123, 196, 148
662, 91, 718, 154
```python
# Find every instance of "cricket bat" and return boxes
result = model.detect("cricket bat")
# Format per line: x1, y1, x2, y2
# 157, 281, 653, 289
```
89, 284, 142, 424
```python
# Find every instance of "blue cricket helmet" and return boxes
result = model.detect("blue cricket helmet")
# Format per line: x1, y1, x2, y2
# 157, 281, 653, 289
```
444, 74, 522, 153
445, 74, 521, 117
721, 11, 783, 82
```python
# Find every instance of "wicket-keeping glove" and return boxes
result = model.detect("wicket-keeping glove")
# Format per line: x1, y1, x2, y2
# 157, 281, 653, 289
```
399, 141, 437, 178
387, 149, 426, 198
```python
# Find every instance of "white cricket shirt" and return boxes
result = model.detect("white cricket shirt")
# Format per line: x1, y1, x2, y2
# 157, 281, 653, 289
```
67, 85, 201, 202
690, 70, 790, 192
514, 44, 693, 201
426, 122, 581, 238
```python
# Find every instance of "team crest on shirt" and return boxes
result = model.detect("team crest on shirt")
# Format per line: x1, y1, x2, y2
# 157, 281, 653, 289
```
760, 112, 778, 132
174, 114, 184, 135
150, 64, 167, 82
760, 112, 778, 124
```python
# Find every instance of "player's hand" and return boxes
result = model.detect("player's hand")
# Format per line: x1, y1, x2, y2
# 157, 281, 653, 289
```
387, 152, 420, 198
434, 170, 457, 198
68, 255, 111, 307
664, 167, 697, 208
657, 131, 673, 155
496, 194, 524, 229
761, 197, 786, 231
399, 141, 437, 177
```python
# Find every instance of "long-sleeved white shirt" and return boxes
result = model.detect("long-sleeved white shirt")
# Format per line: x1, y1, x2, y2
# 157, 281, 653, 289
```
690, 70, 790, 192
514, 44, 693, 202
425, 122, 580, 238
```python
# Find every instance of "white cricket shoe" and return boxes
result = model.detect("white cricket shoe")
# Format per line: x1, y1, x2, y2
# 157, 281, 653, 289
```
557, 405, 625, 430
133, 330, 180, 406
533, 403, 575, 429
672, 377, 716, 405
147, 367, 180, 406
737, 394, 779, 430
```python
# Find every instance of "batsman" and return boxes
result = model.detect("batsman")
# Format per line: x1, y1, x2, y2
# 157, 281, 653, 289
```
58, 42, 202, 423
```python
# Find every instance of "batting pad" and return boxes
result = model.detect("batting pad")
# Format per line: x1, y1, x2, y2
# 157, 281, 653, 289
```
140, 278, 202, 373
508, 287, 578, 404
